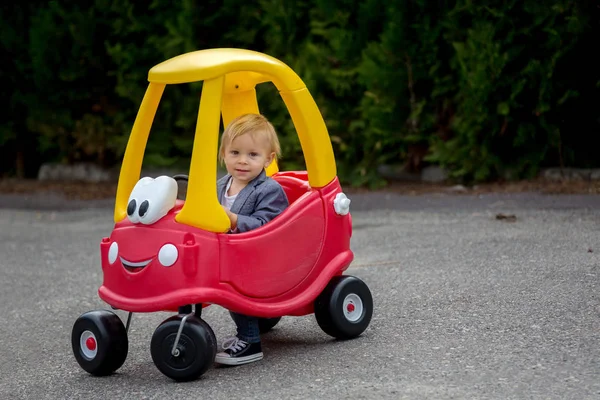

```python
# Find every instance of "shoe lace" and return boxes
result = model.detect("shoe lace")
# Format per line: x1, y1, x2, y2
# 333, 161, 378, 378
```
222, 337, 248, 352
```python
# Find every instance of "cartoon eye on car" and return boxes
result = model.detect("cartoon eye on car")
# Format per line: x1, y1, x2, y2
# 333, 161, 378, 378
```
71, 48, 373, 382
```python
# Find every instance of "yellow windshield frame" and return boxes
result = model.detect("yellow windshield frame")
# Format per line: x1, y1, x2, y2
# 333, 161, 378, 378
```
114, 49, 336, 232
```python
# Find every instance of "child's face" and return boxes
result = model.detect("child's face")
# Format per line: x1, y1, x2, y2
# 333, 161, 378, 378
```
223, 132, 274, 185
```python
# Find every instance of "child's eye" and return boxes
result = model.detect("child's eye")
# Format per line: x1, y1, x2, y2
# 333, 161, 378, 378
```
250, 152, 258, 157
230, 150, 238, 155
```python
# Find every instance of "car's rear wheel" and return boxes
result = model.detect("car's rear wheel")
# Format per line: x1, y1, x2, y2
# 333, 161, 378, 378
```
314, 276, 373, 339
258, 317, 282, 334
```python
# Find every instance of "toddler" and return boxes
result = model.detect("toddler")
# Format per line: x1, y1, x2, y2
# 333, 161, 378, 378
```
214, 113, 289, 366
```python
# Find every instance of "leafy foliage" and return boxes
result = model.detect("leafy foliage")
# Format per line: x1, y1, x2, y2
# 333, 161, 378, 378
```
0, 0, 598, 185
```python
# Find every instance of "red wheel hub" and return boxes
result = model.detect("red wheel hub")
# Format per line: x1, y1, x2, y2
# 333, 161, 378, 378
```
86, 337, 97, 351
347, 303, 355, 312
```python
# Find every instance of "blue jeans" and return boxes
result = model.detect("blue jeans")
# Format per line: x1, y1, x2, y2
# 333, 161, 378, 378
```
230, 312, 260, 343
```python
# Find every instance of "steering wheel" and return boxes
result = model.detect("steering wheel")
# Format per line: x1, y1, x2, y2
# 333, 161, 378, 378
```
172, 174, 189, 200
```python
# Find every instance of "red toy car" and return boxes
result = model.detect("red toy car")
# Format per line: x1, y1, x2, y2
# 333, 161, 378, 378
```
71, 48, 373, 382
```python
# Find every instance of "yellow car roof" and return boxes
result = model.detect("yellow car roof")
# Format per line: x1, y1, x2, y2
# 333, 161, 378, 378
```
149, 48, 304, 92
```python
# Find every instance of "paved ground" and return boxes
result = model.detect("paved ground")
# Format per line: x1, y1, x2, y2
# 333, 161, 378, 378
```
0, 190, 598, 399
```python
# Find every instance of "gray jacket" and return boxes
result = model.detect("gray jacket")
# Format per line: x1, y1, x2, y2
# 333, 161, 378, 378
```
217, 170, 289, 233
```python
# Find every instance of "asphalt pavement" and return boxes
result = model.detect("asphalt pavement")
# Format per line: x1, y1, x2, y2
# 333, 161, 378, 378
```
0, 190, 598, 399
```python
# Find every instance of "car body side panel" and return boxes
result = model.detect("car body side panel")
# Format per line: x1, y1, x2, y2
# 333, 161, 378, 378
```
218, 190, 325, 298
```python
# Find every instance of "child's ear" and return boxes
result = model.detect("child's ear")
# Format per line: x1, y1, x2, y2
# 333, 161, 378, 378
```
264, 152, 275, 168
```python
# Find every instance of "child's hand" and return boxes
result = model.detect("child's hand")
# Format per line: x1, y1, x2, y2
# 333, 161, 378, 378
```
222, 206, 238, 231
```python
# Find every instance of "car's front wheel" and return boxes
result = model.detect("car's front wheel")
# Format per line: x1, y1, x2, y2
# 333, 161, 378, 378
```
150, 315, 217, 382
71, 310, 128, 376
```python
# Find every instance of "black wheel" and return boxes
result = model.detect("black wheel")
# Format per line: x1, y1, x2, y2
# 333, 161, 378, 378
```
150, 315, 217, 382
258, 317, 282, 334
71, 310, 129, 376
314, 275, 373, 339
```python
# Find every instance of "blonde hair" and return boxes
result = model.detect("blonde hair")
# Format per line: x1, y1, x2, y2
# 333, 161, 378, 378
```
218, 113, 281, 163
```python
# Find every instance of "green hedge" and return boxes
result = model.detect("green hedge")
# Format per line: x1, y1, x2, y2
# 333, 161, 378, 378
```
1, 0, 598, 186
